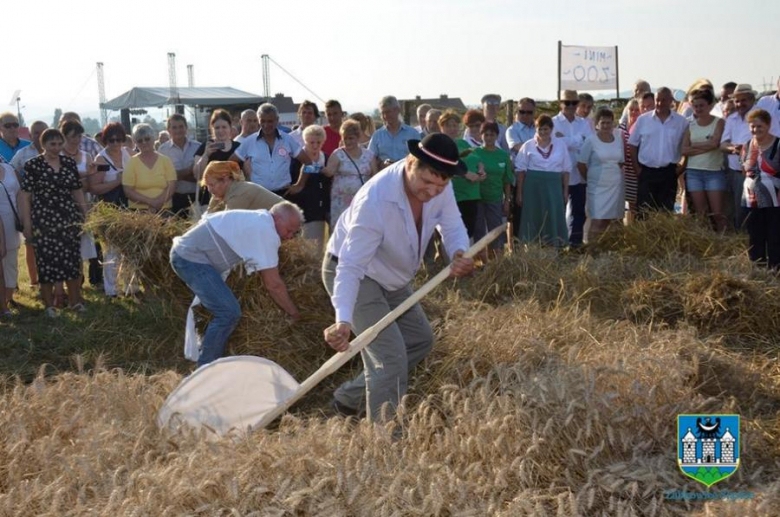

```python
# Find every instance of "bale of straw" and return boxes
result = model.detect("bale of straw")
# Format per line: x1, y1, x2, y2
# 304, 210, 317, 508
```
622, 276, 685, 325
592, 212, 747, 259
87, 203, 337, 381
85, 202, 192, 299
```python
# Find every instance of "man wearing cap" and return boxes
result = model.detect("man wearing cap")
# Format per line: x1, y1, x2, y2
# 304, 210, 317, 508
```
553, 90, 593, 246
756, 78, 780, 137
322, 133, 474, 423
475, 94, 508, 150
628, 87, 688, 215
720, 84, 758, 231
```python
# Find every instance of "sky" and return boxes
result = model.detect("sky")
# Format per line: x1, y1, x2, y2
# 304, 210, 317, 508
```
3, 0, 778, 125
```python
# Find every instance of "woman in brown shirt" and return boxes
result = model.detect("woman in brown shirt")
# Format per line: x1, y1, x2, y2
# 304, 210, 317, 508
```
203, 161, 282, 214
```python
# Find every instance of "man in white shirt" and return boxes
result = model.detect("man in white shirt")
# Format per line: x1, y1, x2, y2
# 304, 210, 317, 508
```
232, 103, 311, 195
628, 87, 688, 214
553, 90, 593, 246
170, 202, 303, 366
720, 83, 757, 231
756, 77, 780, 137
712, 82, 737, 119
414, 103, 432, 135
322, 133, 475, 422
234, 109, 260, 144
158, 114, 202, 216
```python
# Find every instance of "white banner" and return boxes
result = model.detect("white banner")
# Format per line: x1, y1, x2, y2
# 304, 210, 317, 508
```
560, 45, 617, 92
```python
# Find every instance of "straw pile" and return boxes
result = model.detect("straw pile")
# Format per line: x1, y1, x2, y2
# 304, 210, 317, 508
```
86, 204, 336, 381
591, 212, 747, 259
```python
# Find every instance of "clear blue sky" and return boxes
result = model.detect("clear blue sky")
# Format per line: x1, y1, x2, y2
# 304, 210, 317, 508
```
3, 0, 778, 124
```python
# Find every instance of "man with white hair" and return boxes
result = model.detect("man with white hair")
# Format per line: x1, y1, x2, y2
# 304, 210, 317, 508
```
414, 103, 432, 135
233, 103, 311, 195
234, 109, 260, 144
170, 201, 303, 366
425, 109, 442, 134
478, 94, 509, 150
369, 96, 421, 170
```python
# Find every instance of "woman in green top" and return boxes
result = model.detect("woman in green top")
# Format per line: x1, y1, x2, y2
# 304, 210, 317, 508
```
439, 110, 484, 237
466, 122, 513, 256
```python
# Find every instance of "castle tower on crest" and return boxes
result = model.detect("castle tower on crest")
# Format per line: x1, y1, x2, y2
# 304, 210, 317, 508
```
721, 428, 735, 463
682, 428, 697, 463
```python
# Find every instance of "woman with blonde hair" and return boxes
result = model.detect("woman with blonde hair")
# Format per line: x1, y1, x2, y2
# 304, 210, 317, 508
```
678, 78, 714, 118
324, 119, 377, 227
203, 161, 282, 213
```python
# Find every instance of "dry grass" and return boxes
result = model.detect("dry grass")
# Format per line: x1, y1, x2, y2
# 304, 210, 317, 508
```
3, 212, 779, 514
1, 302, 779, 515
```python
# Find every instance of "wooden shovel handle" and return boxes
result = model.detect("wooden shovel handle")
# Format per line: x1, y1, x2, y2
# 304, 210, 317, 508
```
254, 223, 507, 429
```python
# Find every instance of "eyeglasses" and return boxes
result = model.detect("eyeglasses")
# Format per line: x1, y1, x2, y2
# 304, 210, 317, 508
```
562, 101, 579, 107
3, 122, 19, 129
517, 110, 534, 115
136, 136, 152, 143
107, 138, 124, 144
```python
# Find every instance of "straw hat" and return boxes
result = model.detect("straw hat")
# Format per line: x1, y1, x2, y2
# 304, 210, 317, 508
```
732, 84, 757, 98
561, 90, 579, 102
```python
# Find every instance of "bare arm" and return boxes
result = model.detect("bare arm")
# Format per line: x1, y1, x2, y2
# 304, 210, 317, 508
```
123, 185, 158, 208
577, 162, 588, 181
296, 150, 313, 165
260, 267, 300, 319
71, 188, 88, 220
515, 171, 526, 206
322, 152, 340, 178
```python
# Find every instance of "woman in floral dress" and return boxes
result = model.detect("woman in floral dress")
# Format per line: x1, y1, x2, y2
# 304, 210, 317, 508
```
323, 120, 377, 228
19, 128, 87, 317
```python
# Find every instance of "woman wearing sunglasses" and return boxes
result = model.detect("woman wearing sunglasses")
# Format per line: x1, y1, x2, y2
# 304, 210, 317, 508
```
121, 124, 176, 214
92, 123, 135, 297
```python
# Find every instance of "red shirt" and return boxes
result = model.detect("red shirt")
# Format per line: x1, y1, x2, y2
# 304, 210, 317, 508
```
323, 126, 341, 156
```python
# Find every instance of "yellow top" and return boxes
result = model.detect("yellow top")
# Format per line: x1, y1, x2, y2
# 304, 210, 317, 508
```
122, 154, 176, 209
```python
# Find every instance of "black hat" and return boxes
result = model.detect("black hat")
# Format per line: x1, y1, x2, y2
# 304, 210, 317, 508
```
407, 133, 467, 177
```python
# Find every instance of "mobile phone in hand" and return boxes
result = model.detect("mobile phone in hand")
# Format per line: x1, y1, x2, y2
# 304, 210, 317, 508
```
97, 164, 111, 172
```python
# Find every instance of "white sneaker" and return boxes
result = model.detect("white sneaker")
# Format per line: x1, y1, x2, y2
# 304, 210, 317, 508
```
44, 307, 59, 318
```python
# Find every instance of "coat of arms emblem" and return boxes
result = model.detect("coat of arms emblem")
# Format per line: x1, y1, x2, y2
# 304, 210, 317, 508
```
677, 414, 740, 487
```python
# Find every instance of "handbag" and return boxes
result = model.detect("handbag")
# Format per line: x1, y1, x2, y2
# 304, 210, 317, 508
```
0, 180, 23, 232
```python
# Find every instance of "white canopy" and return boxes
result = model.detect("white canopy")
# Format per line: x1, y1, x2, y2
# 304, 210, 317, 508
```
102, 86, 264, 110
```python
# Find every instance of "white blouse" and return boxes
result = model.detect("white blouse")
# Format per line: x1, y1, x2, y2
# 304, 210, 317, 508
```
514, 137, 572, 174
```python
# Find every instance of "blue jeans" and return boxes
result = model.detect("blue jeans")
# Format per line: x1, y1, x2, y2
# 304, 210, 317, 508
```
567, 183, 586, 246
170, 251, 242, 366
685, 169, 727, 192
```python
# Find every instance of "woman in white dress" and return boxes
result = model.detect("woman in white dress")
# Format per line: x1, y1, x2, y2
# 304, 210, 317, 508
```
578, 107, 625, 242
0, 162, 21, 316
323, 120, 377, 228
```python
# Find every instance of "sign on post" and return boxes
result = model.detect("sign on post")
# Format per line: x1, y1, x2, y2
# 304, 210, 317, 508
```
558, 42, 619, 98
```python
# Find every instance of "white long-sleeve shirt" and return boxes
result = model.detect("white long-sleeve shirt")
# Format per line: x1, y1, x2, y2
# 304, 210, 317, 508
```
327, 161, 469, 325
552, 113, 593, 185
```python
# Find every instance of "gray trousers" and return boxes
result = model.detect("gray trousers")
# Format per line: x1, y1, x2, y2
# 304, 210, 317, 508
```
322, 255, 434, 422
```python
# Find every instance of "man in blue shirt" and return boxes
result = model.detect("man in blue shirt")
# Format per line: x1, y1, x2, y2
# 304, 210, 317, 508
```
368, 96, 421, 170
0, 112, 30, 163
233, 104, 311, 195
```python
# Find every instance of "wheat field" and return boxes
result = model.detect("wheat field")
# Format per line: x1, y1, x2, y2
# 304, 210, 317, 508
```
1, 213, 779, 516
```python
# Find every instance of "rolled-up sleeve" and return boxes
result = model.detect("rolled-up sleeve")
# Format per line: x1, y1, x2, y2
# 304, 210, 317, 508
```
437, 185, 470, 259
332, 197, 384, 326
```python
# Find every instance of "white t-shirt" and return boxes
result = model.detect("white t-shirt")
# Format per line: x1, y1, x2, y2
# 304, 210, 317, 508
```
756, 94, 780, 137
